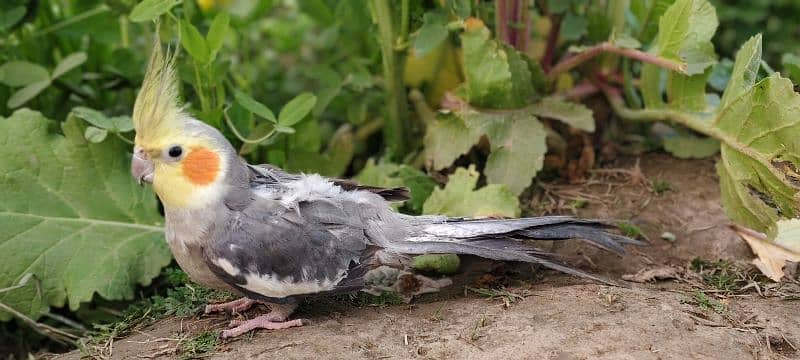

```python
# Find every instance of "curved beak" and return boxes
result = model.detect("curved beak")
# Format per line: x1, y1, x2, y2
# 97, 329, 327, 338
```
131, 146, 154, 185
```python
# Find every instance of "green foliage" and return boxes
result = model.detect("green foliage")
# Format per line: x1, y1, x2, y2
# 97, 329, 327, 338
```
662, 135, 719, 159
0, 110, 170, 321
180, 332, 219, 359
422, 166, 520, 218
413, 254, 461, 275
355, 159, 436, 214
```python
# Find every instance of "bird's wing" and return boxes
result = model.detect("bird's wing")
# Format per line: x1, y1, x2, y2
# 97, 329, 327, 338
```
202, 196, 371, 303
248, 164, 410, 202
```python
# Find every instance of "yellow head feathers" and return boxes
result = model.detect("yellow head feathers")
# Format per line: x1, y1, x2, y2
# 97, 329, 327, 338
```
132, 38, 183, 146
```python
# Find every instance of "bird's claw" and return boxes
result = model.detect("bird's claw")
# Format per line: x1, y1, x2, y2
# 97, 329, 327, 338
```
220, 316, 304, 338
204, 297, 257, 315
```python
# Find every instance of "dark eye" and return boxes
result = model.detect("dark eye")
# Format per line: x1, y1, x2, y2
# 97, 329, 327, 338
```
167, 145, 183, 158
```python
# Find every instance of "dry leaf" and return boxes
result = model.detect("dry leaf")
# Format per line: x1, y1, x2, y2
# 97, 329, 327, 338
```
733, 224, 800, 282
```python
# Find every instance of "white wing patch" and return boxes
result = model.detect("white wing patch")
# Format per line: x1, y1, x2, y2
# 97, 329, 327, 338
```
213, 258, 343, 298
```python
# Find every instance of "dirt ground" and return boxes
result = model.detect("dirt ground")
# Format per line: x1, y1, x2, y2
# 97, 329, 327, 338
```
57, 154, 800, 360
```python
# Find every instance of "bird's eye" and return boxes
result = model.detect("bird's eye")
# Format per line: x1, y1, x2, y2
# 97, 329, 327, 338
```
167, 145, 183, 159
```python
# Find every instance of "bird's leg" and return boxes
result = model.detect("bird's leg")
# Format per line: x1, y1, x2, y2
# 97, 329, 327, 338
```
204, 297, 257, 315
221, 302, 302, 338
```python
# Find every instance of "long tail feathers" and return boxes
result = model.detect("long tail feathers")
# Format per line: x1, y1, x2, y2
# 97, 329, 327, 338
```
396, 216, 646, 286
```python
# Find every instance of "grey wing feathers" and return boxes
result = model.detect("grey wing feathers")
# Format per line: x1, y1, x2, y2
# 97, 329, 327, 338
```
202, 197, 369, 302
248, 164, 410, 202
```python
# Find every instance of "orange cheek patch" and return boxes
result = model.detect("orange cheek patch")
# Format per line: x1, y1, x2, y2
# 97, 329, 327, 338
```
182, 148, 221, 185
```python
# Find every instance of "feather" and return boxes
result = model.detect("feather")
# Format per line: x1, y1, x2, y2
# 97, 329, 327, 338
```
132, 30, 184, 145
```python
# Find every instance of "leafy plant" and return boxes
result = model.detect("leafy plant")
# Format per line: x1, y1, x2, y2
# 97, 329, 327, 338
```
0, 110, 170, 321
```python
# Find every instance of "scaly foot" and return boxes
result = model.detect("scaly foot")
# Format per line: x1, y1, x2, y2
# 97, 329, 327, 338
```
221, 315, 304, 338
204, 297, 257, 315
220, 302, 301, 338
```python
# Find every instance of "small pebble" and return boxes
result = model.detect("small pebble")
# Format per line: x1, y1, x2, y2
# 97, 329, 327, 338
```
660, 231, 677, 242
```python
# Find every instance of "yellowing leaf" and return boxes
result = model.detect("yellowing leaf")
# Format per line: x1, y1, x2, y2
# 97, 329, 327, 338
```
734, 224, 800, 282
0, 110, 170, 321
424, 113, 481, 170
423, 166, 520, 218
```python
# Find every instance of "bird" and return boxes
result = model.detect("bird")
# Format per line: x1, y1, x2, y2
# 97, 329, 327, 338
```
130, 42, 643, 339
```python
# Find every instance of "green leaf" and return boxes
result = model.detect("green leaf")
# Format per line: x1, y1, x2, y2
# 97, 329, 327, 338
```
413, 254, 460, 274
782, 53, 800, 86
274, 125, 296, 134
355, 159, 437, 213
7, 80, 51, 108
129, 0, 181, 22
0, 61, 50, 87
206, 12, 230, 62
721, 34, 762, 109
483, 113, 546, 195
460, 21, 533, 108
234, 90, 276, 123
70, 106, 113, 129
84, 126, 108, 143
611, 32, 642, 49
715, 75, 800, 232
560, 13, 588, 41
662, 134, 719, 159
631, 0, 675, 45
422, 166, 520, 218
0, 110, 169, 321
0, 6, 26, 31
413, 11, 448, 57
278, 93, 317, 126
52, 52, 88, 79
643, 0, 718, 111
528, 97, 595, 132
771, 219, 800, 254
424, 113, 481, 170
446, 0, 471, 18
179, 19, 209, 64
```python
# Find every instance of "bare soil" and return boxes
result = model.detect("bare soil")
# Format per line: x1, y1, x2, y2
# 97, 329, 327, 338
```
58, 154, 800, 360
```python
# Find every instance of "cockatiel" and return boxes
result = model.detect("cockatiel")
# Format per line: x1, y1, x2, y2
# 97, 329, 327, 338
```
130, 43, 643, 338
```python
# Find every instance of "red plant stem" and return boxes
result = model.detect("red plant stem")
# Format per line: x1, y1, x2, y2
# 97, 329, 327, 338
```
496, 0, 531, 52
495, 0, 509, 44
546, 42, 687, 81
541, 15, 560, 71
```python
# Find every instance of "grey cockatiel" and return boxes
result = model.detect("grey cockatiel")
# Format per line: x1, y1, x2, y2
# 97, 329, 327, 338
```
130, 43, 642, 338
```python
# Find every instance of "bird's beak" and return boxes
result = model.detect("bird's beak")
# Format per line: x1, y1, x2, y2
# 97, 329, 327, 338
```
132, 146, 154, 185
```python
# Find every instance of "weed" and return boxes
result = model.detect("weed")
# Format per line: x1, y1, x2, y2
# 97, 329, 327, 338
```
690, 259, 759, 293
680, 291, 728, 314
571, 199, 589, 209
618, 222, 644, 238
651, 180, 672, 194
180, 332, 218, 359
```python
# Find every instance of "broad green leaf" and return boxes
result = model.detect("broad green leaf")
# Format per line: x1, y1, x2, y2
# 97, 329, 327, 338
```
720, 34, 762, 109
206, 12, 230, 62
667, 67, 712, 111
0, 110, 169, 321
715, 75, 800, 232
299, 0, 334, 25
0, 61, 49, 87
7, 80, 51, 108
560, 13, 588, 41
413, 11, 448, 57
0, 6, 25, 31
770, 219, 800, 254
278, 93, 317, 126
529, 97, 595, 132
662, 134, 719, 159
52, 52, 87, 79
643, 0, 718, 111
611, 32, 642, 49
708, 58, 733, 92
424, 113, 481, 170
84, 126, 108, 143
422, 166, 520, 218
179, 19, 209, 64
484, 113, 546, 195
631, 0, 675, 45
234, 90, 276, 123
129, 0, 181, 22
110, 116, 135, 133
782, 53, 800, 86
355, 159, 437, 213
461, 20, 533, 108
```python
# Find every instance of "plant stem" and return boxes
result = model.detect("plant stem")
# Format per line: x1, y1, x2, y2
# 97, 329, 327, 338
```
193, 62, 208, 113
119, 15, 130, 48
547, 42, 687, 81
370, 0, 409, 159
399, 0, 410, 46
33, 4, 110, 37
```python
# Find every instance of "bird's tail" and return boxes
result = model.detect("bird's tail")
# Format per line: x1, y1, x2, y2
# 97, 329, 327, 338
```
391, 216, 645, 285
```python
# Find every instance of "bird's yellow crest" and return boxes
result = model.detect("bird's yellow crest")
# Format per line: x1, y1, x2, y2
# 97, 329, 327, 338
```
132, 38, 183, 147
